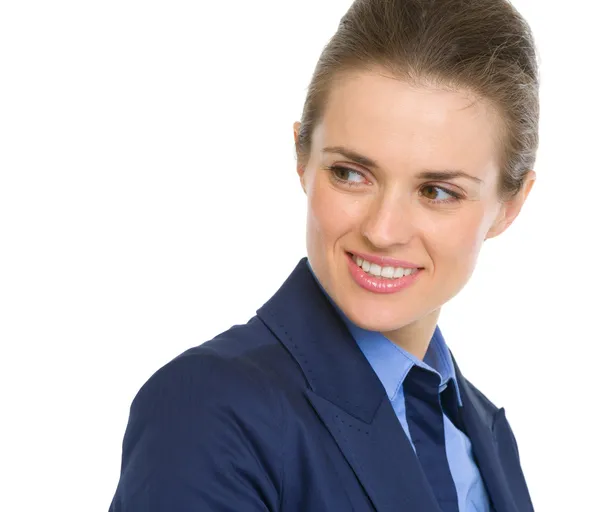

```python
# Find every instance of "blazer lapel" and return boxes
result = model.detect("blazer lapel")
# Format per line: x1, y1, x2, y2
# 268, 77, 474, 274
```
306, 390, 442, 512
453, 359, 524, 512
257, 258, 441, 512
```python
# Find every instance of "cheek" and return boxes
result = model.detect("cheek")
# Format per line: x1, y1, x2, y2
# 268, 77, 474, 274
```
426, 210, 489, 270
307, 176, 362, 240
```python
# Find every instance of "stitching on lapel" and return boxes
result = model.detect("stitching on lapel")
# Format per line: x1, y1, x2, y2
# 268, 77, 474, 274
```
261, 305, 375, 422
333, 411, 370, 479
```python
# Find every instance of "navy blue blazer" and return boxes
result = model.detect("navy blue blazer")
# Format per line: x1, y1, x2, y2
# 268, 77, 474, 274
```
110, 258, 533, 511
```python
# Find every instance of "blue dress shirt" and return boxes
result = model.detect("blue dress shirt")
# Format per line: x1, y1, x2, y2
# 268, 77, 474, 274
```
307, 262, 491, 512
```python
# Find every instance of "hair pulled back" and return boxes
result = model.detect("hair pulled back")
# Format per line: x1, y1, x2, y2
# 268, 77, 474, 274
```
296, 0, 539, 199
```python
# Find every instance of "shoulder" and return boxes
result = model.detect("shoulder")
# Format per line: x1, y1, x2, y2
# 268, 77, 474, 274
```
131, 318, 286, 426
113, 319, 290, 508
121, 319, 291, 475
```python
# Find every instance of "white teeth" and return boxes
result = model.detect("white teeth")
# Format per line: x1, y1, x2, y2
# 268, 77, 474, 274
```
369, 263, 382, 276
352, 254, 418, 279
381, 266, 395, 278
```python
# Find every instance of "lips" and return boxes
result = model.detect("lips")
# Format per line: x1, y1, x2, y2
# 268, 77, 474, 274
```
345, 252, 422, 294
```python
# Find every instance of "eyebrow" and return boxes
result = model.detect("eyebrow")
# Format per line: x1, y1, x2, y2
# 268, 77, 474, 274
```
322, 145, 484, 184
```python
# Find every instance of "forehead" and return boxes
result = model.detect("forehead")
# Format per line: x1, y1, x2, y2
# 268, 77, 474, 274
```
315, 71, 502, 175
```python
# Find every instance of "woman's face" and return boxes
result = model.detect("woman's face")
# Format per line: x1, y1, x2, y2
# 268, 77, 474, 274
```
295, 70, 534, 339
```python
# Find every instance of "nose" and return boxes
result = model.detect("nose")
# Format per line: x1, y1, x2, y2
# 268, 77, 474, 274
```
360, 193, 416, 249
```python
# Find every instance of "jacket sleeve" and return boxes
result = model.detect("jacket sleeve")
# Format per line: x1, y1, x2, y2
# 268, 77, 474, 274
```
109, 350, 285, 511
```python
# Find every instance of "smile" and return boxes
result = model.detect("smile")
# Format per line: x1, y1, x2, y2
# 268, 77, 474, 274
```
345, 252, 423, 294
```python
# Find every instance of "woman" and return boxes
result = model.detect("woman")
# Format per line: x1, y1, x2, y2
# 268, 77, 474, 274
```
110, 0, 538, 510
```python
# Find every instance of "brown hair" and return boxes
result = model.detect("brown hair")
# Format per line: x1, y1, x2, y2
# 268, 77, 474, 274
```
296, 0, 539, 199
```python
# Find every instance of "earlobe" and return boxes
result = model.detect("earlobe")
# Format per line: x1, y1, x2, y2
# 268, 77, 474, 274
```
485, 170, 536, 240
485, 208, 507, 240
298, 165, 307, 194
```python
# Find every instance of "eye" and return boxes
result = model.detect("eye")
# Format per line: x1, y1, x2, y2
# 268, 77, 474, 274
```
420, 185, 461, 204
326, 165, 368, 187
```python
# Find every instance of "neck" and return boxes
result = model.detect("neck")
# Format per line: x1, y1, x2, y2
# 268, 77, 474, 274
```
382, 308, 441, 360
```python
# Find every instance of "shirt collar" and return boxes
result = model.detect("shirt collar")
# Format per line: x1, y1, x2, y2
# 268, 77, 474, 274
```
306, 259, 462, 405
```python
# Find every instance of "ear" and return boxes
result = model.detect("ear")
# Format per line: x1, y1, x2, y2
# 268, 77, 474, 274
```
486, 170, 536, 240
293, 121, 307, 193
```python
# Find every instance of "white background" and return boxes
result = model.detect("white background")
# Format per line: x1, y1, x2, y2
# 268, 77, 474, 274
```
1, 0, 598, 510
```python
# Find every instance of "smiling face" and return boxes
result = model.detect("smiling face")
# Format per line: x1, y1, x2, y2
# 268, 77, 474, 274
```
295, 70, 534, 352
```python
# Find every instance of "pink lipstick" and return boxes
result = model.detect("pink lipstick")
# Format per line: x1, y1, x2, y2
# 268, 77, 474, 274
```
345, 251, 422, 294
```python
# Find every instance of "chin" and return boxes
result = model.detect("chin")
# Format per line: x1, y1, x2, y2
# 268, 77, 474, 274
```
343, 300, 417, 333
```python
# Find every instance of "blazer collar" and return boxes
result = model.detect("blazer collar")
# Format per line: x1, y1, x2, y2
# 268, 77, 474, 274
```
257, 257, 385, 423
257, 258, 526, 512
